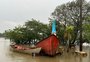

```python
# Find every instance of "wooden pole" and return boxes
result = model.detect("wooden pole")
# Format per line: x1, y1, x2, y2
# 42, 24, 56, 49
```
79, 0, 83, 51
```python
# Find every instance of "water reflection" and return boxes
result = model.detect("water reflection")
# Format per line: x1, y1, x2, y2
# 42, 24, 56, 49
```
0, 38, 90, 62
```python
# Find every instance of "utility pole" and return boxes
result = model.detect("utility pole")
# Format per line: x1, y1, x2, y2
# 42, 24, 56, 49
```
79, 0, 83, 51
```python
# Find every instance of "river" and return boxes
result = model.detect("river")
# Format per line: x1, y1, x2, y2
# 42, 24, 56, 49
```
0, 38, 90, 62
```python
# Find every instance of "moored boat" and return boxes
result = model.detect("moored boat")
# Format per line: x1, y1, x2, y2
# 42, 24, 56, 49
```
36, 35, 59, 56
10, 45, 41, 54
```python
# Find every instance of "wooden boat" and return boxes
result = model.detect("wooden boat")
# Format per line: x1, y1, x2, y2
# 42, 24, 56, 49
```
36, 35, 59, 56
10, 45, 41, 54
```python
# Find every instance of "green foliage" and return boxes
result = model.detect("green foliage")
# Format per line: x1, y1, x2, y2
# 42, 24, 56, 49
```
4, 0, 90, 45
4, 19, 51, 44
25, 19, 51, 40
51, 0, 90, 44
83, 24, 90, 42
0, 33, 4, 37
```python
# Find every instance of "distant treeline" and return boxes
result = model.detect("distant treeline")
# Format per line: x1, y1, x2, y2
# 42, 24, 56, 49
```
0, 33, 4, 37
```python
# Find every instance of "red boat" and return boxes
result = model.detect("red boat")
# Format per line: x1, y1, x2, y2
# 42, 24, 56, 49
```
36, 35, 59, 56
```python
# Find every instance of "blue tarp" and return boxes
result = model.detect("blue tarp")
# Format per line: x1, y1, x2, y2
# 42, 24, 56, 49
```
52, 19, 56, 34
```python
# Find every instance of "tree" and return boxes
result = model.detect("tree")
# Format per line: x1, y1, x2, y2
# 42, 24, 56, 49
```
83, 23, 90, 43
51, 0, 90, 44
0, 33, 4, 37
4, 26, 26, 44
25, 19, 51, 41
64, 26, 74, 44
4, 19, 51, 45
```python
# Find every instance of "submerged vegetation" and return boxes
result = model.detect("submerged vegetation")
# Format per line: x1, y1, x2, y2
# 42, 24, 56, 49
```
4, 0, 90, 45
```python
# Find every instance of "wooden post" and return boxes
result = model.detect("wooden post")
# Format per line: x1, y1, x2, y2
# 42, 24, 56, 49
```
79, 0, 83, 51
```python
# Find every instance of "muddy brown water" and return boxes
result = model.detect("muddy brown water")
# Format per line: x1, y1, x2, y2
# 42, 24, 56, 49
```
0, 38, 90, 62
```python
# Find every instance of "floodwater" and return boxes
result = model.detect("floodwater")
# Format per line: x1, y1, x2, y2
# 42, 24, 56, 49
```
0, 38, 90, 62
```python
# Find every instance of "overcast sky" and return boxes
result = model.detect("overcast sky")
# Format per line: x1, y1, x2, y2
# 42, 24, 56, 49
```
0, 0, 89, 33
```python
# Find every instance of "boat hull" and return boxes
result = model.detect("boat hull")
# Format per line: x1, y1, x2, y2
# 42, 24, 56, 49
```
36, 35, 59, 56
10, 46, 41, 54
